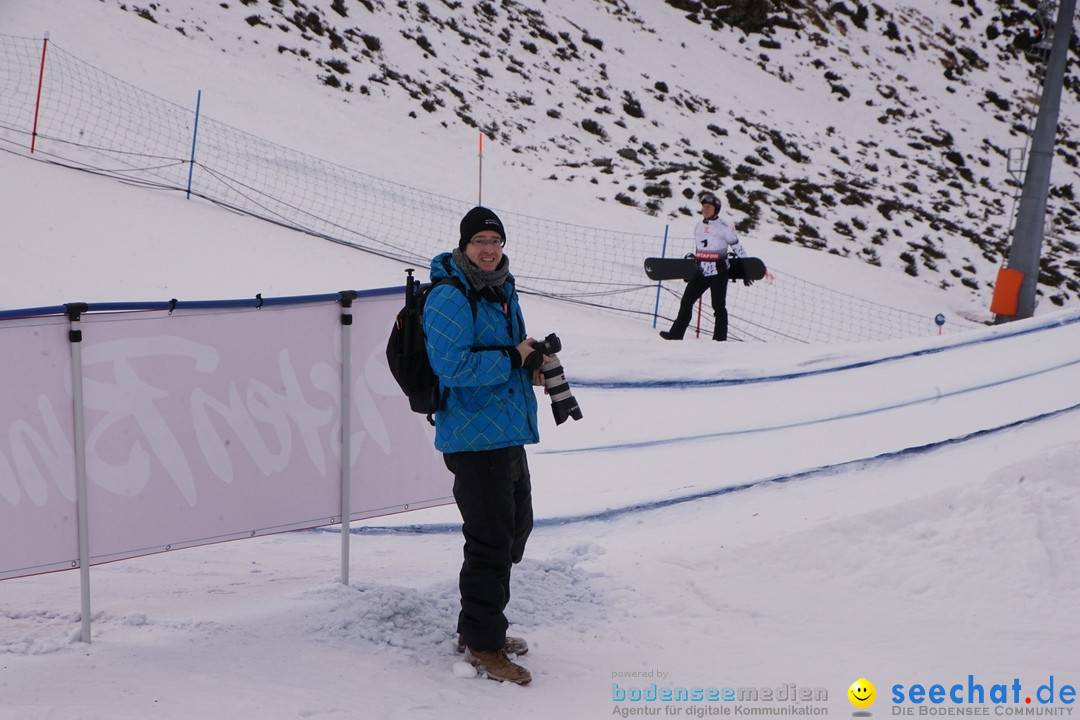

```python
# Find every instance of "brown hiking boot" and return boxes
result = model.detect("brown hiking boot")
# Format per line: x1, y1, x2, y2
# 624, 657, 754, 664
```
456, 634, 529, 656
464, 647, 532, 685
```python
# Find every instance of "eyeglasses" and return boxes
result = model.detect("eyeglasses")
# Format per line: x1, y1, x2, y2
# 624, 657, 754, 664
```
469, 237, 504, 247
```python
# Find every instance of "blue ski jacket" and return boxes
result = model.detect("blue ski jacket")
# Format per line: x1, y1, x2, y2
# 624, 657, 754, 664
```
422, 252, 540, 453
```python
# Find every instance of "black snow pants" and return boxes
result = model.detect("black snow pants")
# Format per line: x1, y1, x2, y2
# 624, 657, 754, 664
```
668, 266, 730, 340
444, 445, 534, 652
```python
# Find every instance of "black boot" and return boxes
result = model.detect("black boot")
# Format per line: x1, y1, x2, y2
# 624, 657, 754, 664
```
713, 310, 728, 341
659, 330, 683, 340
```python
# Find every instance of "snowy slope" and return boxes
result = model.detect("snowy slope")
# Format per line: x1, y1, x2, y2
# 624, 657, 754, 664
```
21, 0, 1078, 309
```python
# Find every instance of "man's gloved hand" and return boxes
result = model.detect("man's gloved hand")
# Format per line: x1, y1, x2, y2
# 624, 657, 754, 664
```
521, 349, 544, 370
743, 278, 754, 287
510, 339, 545, 371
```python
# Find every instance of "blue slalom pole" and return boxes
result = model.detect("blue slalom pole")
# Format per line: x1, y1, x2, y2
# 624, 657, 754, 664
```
652, 224, 669, 328
186, 90, 201, 199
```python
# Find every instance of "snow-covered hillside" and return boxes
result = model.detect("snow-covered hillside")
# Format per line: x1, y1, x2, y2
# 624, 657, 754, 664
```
3, 3, 1080, 720
84, 0, 1080, 309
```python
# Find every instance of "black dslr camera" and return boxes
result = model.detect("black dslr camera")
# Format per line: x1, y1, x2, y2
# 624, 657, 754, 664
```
531, 333, 583, 425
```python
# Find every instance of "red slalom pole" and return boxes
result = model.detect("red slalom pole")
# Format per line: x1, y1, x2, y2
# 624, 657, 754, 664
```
30, 34, 49, 154
477, 131, 483, 205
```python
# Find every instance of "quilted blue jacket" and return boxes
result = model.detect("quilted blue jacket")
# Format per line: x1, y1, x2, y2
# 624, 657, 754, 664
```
422, 252, 540, 453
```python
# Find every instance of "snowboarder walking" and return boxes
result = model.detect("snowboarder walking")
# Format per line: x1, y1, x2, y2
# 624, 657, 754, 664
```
660, 191, 760, 341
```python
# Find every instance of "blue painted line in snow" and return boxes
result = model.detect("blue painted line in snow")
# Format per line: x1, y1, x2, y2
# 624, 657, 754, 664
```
327, 398, 1080, 536
575, 309, 1080, 390
544, 353, 1080, 455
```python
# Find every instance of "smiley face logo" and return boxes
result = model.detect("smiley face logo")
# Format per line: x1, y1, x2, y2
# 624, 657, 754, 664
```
848, 678, 876, 709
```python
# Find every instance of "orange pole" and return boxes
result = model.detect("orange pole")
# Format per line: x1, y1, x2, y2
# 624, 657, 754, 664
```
30, 35, 49, 154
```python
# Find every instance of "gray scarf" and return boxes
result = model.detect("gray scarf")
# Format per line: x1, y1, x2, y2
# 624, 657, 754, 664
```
452, 247, 511, 291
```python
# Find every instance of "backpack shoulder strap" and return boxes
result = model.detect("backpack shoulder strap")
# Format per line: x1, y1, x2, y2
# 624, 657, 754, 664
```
431, 256, 477, 319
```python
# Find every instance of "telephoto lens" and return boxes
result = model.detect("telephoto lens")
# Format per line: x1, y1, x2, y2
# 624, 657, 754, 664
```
531, 333, 583, 425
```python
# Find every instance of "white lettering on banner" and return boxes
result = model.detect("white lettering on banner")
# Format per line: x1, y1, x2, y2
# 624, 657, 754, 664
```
78, 337, 343, 507
192, 384, 287, 482
191, 348, 334, 485
78, 336, 219, 505
269, 347, 333, 476
309, 358, 388, 464
309, 358, 358, 465
0, 452, 15, 505
1, 330, 400, 510
3, 395, 75, 506
356, 349, 394, 453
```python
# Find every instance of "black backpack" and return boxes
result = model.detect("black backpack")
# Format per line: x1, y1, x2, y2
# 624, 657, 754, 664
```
385, 266, 475, 424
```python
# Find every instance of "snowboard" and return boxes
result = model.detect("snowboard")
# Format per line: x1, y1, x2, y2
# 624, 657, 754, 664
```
644, 256, 767, 282
728, 256, 768, 281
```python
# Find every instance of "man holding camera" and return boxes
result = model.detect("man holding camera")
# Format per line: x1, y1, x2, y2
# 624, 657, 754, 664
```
421, 206, 548, 685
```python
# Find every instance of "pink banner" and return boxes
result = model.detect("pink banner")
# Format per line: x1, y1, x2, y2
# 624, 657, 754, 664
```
0, 315, 80, 579
348, 292, 453, 520
0, 291, 452, 581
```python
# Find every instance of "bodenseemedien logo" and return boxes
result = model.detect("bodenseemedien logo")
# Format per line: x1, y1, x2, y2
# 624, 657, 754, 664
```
609, 675, 829, 717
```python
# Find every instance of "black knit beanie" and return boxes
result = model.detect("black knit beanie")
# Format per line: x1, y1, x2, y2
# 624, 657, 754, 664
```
458, 206, 506, 251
